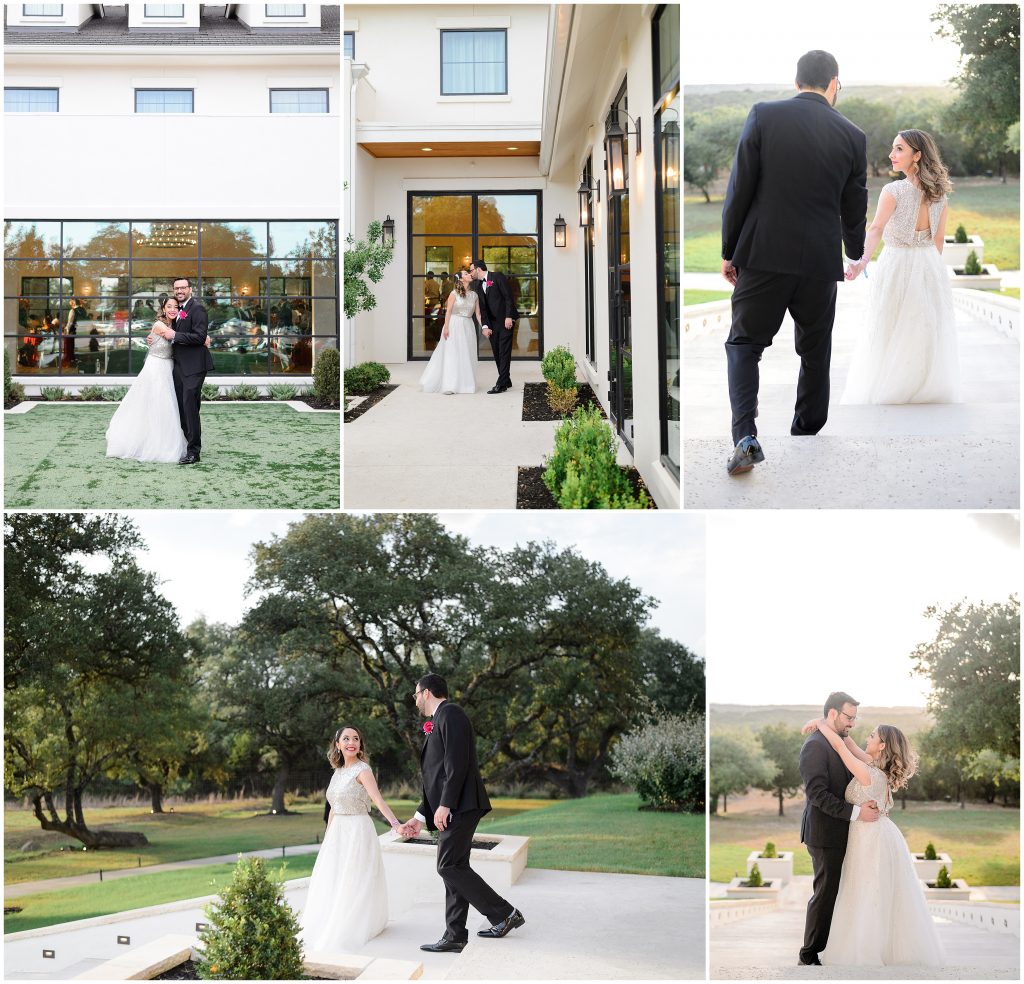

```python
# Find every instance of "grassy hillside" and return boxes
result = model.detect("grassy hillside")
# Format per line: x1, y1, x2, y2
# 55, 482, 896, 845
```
711, 703, 933, 735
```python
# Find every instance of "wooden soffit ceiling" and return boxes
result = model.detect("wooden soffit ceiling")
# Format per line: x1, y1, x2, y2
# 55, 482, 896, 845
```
360, 141, 541, 159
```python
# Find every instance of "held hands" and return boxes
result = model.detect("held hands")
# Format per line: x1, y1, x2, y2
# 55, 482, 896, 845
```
397, 818, 423, 839
434, 806, 451, 831
857, 801, 881, 823
482, 326, 493, 338
844, 258, 867, 281
721, 259, 738, 286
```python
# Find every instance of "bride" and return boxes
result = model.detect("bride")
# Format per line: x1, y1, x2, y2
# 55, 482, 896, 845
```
106, 294, 190, 463
419, 268, 479, 394
299, 725, 402, 953
842, 129, 961, 404
803, 716, 945, 966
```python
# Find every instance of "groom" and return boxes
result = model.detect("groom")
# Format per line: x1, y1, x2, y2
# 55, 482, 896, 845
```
721, 49, 868, 475
400, 673, 525, 953
469, 260, 518, 393
799, 691, 879, 966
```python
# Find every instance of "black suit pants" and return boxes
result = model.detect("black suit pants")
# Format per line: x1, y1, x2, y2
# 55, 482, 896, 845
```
173, 364, 206, 456
800, 844, 846, 964
487, 317, 513, 389
436, 809, 510, 942
725, 268, 837, 444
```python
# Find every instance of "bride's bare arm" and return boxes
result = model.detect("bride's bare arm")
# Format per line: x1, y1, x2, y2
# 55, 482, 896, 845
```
356, 768, 402, 830
854, 189, 898, 272
933, 203, 949, 253
802, 717, 872, 764
442, 291, 455, 340
816, 717, 872, 787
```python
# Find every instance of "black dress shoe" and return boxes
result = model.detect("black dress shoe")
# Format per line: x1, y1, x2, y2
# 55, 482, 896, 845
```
477, 907, 525, 938
487, 385, 507, 394
726, 435, 764, 475
179, 454, 200, 465
420, 937, 466, 953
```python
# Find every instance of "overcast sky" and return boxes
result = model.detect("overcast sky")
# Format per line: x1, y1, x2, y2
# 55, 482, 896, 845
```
706, 512, 1019, 707
683, 0, 964, 86
129, 511, 706, 656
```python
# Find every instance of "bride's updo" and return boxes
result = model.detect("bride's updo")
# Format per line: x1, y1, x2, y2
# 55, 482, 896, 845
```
898, 129, 953, 203
876, 724, 918, 792
452, 268, 471, 298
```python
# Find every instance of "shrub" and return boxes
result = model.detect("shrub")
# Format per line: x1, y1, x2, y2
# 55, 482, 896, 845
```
104, 386, 129, 401
924, 842, 937, 861
40, 386, 68, 401
268, 383, 298, 401
746, 863, 764, 888
7, 382, 25, 405
609, 713, 705, 812
3, 347, 10, 401
954, 224, 969, 244
762, 842, 778, 859
541, 346, 579, 415
229, 383, 260, 401
935, 865, 952, 889
542, 405, 650, 509
79, 385, 107, 402
344, 360, 390, 396
195, 856, 304, 981
963, 250, 983, 275
202, 383, 222, 401
314, 346, 341, 406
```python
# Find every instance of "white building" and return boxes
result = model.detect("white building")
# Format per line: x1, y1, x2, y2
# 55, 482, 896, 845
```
345, 3, 679, 506
4, 4, 340, 385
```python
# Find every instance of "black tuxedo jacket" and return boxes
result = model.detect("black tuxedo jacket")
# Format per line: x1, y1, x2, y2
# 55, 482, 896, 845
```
799, 730, 854, 850
475, 271, 518, 325
173, 298, 215, 376
417, 700, 491, 831
722, 92, 868, 281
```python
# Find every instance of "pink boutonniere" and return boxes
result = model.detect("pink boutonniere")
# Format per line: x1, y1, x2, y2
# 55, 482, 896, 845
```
176, 310, 187, 320
486, 280, 494, 287
423, 721, 433, 736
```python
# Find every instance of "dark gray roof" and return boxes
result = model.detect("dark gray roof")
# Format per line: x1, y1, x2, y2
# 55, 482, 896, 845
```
5, 5, 339, 46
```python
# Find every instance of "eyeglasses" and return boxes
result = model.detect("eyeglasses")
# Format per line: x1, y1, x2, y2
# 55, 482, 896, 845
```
838, 711, 857, 723
413, 689, 422, 699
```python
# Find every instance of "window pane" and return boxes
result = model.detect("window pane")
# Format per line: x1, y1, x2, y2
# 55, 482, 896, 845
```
270, 89, 328, 113
656, 6, 680, 98
478, 195, 538, 234
199, 221, 267, 258
144, 5, 184, 16
441, 30, 506, 94
62, 260, 129, 297
344, 33, 355, 58
131, 222, 200, 258
266, 4, 304, 15
129, 259, 200, 286
4, 259, 62, 297
411, 196, 472, 235
198, 260, 266, 301
268, 221, 336, 258
4, 222, 61, 259
135, 90, 193, 113
410, 237, 474, 278
62, 222, 129, 258
22, 5, 63, 15
267, 259, 335, 296
5, 88, 58, 112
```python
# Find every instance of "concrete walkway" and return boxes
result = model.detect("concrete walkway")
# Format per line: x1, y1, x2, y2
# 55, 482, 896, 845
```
684, 276, 1020, 508
4, 868, 704, 980
344, 362, 632, 508
710, 877, 1019, 980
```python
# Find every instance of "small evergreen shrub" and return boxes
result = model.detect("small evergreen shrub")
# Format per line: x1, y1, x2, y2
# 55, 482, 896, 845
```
40, 386, 68, 401
924, 842, 937, 861
201, 383, 222, 401
229, 383, 260, 401
954, 224, 969, 244
268, 384, 298, 401
7, 382, 25, 404
609, 714, 705, 812
935, 865, 952, 889
195, 856, 304, 981
963, 250, 983, 276
344, 360, 390, 396
762, 842, 778, 859
746, 863, 764, 888
3, 348, 10, 402
104, 386, 129, 401
313, 346, 341, 406
79, 385, 107, 401
541, 346, 579, 415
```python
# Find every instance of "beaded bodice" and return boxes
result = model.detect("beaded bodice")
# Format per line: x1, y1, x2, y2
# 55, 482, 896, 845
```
882, 180, 946, 248
148, 330, 174, 361
326, 762, 372, 816
844, 764, 893, 815
450, 291, 477, 319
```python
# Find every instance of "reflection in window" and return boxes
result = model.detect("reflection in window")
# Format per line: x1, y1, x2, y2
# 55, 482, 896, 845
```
5, 88, 58, 112
441, 30, 507, 95
135, 89, 193, 113
270, 89, 328, 113
344, 32, 355, 59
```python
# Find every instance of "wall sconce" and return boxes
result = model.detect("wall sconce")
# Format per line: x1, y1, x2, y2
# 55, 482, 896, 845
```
577, 176, 600, 227
664, 116, 679, 190
381, 215, 395, 247
605, 109, 642, 193
553, 214, 567, 247
240, 285, 251, 296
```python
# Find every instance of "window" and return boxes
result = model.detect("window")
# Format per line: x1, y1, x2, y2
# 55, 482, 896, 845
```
440, 30, 507, 96
344, 32, 355, 59
270, 89, 328, 113
22, 5, 62, 15
5, 88, 59, 112
143, 5, 185, 16
582, 154, 596, 366
265, 4, 305, 15
135, 89, 194, 113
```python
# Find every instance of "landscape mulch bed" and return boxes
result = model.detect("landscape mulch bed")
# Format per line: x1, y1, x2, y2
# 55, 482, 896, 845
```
521, 382, 605, 422
516, 466, 656, 509
344, 384, 398, 423
155, 961, 329, 981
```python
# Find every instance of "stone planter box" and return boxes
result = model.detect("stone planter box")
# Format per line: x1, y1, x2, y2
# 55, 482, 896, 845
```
949, 264, 1002, 290
942, 235, 984, 267
725, 876, 782, 900
745, 850, 793, 886
922, 878, 971, 901
911, 852, 952, 881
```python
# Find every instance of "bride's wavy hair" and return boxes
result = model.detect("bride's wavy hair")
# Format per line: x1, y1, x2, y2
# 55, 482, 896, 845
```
876, 724, 918, 792
897, 129, 953, 203
327, 724, 368, 769
452, 267, 471, 298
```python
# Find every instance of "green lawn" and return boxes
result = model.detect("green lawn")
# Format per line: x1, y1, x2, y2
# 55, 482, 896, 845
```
710, 804, 1019, 886
683, 289, 732, 307
3, 403, 340, 508
686, 179, 1020, 273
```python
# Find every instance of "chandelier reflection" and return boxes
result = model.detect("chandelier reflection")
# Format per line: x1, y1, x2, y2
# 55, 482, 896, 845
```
138, 221, 199, 249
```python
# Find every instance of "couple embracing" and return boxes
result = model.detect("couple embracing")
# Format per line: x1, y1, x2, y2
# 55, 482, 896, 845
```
300, 674, 525, 956
420, 261, 518, 395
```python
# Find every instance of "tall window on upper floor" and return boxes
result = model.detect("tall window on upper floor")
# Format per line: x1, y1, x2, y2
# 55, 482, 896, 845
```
5, 88, 59, 112
22, 5, 63, 15
344, 32, 355, 59
143, 5, 185, 16
270, 89, 328, 113
266, 4, 305, 15
440, 30, 507, 96
135, 89, 194, 113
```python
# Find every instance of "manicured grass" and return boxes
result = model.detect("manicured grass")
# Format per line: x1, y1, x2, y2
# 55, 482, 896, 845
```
684, 289, 732, 307
997, 287, 1020, 299
484, 793, 704, 879
710, 804, 1019, 886
3, 403, 340, 508
686, 179, 1020, 272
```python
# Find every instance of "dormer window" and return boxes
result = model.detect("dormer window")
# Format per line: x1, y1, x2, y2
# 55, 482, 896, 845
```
22, 4, 63, 15
143, 5, 185, 17
266, 4, 305, 15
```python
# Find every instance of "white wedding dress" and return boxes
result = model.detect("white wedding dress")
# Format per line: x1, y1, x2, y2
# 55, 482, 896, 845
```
105, 331, 188, 463
821, 765, 945, 966
419, 291, 478, 394
842, 179, 961, 405
299, 762, 388, 953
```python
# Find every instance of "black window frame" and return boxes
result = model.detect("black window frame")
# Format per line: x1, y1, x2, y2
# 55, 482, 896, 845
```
21, 4, 63, 16
4, 87, 60, 112
142, 4, 185, 17
269, 88, 329, 114
439, 28, 508, 97
265, 4, 306, 16
344, 31, 355, 59
582, 153, 596, 366
134, 88, 195, 114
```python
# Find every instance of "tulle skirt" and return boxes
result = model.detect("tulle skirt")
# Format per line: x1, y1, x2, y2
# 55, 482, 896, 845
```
299, 813, 388, 953
419, 314, 478, 394
105, 355, 188, 463
821, 817, 945, 966
841, 245, 961, 405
